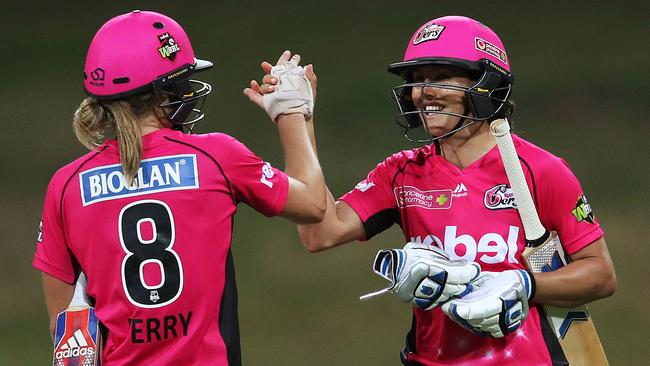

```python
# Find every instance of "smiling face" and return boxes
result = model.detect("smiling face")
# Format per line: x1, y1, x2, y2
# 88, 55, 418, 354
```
410, 65, 477, 137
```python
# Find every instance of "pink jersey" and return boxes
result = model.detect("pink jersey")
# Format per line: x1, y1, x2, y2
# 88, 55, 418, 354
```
33, 128, 289, 366
341, 134, 603, 366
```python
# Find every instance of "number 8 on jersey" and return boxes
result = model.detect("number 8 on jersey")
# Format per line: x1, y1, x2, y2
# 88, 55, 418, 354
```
119, 200, 184, 308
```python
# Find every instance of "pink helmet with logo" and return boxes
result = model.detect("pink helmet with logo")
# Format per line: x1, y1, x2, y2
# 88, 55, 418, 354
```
388, 16, 513, 142
84, 10, 212, 130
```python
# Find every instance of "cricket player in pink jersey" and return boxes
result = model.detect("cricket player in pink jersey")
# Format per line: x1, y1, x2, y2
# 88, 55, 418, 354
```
33, 10, 326, 366
259, 15, 616, 365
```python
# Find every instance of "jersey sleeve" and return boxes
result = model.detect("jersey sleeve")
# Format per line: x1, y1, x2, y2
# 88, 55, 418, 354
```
339, 158, 400, 240
32, 176, 77, 284
537, 158, 604, 255
215, 135, 289, 217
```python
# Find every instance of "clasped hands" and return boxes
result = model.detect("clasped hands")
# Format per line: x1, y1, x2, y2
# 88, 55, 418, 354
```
244, 50, 315, 123
362, 242, 535, 338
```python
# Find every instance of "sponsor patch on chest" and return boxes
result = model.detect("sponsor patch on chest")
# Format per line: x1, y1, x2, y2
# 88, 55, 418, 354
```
394, 186, 452, 209
80, 154, 199, 206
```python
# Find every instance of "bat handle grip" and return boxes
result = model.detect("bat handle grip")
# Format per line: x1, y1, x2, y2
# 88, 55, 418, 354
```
490, 119, 547, 241
70, 272, 90, 307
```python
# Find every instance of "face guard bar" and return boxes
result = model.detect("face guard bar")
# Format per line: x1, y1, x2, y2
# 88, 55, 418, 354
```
158, 79, 212, 133
153, 62, 213, 133
391, 77, 512, 143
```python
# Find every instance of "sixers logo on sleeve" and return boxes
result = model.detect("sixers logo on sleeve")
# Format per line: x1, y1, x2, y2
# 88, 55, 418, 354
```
80, 154, 199, 206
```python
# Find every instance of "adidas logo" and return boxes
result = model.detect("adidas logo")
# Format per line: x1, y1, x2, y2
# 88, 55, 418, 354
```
54, 329, 95, 359
452, 183, 468, 198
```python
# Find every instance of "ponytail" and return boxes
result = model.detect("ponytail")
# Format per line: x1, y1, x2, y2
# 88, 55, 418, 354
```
73, 93, 163, 186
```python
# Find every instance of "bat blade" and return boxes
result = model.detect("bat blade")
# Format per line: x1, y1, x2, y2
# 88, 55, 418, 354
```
52, 273, 101, 366
523, 232, 608, 365
490, 119, 609, 365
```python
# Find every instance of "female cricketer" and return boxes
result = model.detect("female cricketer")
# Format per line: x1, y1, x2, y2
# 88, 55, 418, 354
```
33, 10, 324, 366
255, 15, 616, 366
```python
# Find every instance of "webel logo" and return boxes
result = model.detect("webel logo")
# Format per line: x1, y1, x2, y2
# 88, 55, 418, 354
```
395, 186, 452, 210
410, 225, 520, 264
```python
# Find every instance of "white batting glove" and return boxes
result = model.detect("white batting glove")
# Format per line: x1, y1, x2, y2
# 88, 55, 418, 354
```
360, 242, 481, 310
262, 61, 313, 122
441, 270, 535, 338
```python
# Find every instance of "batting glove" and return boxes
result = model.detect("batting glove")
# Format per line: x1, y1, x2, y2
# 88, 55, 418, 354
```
262, 61, 313, 122
360, 242, 481, 310
441, 270, 535, 338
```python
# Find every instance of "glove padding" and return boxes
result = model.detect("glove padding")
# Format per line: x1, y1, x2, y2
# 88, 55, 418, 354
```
441, 270, 535, 338
262, 61, 313, 122
361, 242, 481, 310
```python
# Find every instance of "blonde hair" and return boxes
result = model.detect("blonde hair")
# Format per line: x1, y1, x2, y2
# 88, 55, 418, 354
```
73, 93, 163, 186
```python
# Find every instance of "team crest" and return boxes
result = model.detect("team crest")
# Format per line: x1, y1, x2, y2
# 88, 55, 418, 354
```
484, 184, 517, 210
571, 194, 594, 224
413, 23, 446, 45
158, 32, 181, 61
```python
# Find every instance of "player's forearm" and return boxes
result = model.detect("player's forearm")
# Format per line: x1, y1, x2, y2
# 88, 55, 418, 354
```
305, 117, 317, 154
531, 255, 616, 307
299, 190, 339, 251
298, 190, 363, 252
277, 114, 326, 220
42, 273, 74, 339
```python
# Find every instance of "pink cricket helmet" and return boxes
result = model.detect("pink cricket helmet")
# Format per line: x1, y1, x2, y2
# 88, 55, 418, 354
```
388, 16, 514, 142
84, 10, 212, 100
388, 15, 510, 77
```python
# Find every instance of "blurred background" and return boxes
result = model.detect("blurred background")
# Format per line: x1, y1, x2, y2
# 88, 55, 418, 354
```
2, 1, 648, 364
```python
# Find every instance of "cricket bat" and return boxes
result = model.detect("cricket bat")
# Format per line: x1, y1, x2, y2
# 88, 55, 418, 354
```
52, 272, 102, 366
490, 119, 608, 365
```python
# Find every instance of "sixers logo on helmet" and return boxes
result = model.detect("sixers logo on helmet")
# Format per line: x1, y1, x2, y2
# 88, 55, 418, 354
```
158, 32, 181, 61
413, 23, 446, 45
484, 184, 517, 210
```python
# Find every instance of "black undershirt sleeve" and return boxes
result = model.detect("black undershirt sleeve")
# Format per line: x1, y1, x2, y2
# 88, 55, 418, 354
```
362, 208, 400, 240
